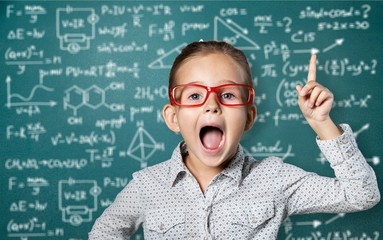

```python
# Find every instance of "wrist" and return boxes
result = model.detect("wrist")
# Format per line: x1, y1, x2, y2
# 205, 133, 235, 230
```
308, 118, 342, 140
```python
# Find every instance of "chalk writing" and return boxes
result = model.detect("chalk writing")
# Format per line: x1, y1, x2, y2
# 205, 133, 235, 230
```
1, 1, 381, 240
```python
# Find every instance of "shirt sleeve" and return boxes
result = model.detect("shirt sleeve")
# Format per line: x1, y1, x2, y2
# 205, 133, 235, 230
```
282, 124, 380, 215
88, 177, 143, 239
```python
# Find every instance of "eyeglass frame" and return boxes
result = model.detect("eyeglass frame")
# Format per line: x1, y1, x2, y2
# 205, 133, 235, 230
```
169, 83, 255, 107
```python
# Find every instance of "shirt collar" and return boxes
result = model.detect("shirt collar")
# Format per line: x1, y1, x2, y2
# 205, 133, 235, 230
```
168, 141, 245, 188
220, 145, 245, 186
168, 141, 189, 188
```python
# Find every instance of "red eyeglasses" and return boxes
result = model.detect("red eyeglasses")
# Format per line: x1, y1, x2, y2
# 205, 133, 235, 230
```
169, 83, 255, 107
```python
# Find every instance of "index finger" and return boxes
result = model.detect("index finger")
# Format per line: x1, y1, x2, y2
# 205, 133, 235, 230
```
307, 54, 317, 82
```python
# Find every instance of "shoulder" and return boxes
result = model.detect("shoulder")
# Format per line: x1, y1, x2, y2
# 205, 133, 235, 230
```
245, 155, 309, 179
243, 156, 284, 178
246, 156, 284, 170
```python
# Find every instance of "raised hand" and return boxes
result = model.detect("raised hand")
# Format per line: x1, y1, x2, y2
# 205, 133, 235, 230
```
295, 55, 341, 139
296, 54, 333, 122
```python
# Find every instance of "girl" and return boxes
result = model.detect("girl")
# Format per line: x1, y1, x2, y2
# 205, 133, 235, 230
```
89, 41, 379, 239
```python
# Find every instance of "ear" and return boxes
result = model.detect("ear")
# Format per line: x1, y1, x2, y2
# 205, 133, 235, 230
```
162, 104, 180, 133
244, 105, 257, 131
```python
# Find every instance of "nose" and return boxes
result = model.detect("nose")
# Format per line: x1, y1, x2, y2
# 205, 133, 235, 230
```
203, 92, 221, 113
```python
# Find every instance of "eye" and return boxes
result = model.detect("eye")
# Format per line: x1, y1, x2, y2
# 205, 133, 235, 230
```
221, 88, 241, 101
221, 92, 236, 100
188, 93, 203, 101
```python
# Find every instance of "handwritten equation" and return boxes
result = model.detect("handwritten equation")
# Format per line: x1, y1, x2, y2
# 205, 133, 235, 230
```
1, 1, 382, 240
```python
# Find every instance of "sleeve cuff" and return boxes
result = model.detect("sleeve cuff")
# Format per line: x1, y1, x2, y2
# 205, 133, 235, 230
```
316, 124, 359, 166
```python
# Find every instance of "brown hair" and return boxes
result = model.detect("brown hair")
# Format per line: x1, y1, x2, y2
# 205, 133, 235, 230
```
168, 41, 252, 90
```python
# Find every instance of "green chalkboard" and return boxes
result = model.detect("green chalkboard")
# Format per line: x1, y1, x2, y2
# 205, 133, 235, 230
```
1, 0, 382, 239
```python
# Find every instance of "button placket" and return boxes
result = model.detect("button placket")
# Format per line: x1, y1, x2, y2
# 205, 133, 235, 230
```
202, 179, 222, 240
203, 206, 212, 240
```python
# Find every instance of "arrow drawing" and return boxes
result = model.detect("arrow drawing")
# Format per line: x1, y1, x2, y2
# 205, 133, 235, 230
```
366, 156, 380, 165
325, 213, 346, 225
323, 38, 344, 53
354, 123, 369, 138
293, 48, 319, 54
295, 220, 322, 228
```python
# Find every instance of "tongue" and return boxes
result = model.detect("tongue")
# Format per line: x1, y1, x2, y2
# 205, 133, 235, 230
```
201, 127, 223, 149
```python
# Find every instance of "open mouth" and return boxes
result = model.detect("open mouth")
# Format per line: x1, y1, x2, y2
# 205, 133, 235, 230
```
200, 126, 224, 150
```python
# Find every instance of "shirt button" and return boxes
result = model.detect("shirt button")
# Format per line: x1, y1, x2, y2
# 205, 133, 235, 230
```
159, 223, 165, 231
340, 137, 349, 144
346, 149, 354, 157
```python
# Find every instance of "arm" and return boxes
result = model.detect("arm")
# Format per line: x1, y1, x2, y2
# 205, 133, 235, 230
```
282, 124, 380, 215
89, 178, 143, 239
284, 55, 380, 214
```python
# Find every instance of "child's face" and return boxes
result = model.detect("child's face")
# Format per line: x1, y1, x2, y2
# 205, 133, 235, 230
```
163, 53, 256, 173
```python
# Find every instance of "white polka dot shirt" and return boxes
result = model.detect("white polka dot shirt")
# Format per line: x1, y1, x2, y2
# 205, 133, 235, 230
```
89, 124, 380, 239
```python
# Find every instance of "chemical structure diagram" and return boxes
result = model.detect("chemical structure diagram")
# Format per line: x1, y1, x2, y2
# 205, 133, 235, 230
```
63, 82, 125, 116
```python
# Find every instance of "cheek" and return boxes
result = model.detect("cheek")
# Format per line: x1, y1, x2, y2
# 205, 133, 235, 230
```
227, 110, 248, 133
177, 109, 198, 131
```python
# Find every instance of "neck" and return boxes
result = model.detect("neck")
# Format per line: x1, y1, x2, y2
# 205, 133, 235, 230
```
184, 155, 226, 193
